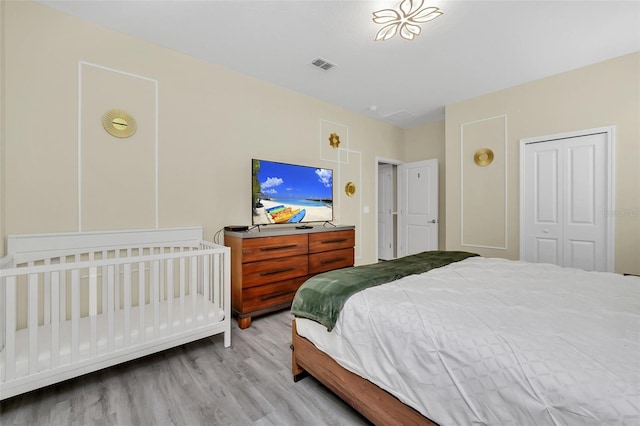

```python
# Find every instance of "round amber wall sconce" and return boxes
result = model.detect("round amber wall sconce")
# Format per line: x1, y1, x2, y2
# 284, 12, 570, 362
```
474, 148, 494, 166
103, 109, 137, 138
345, 182, 356, 197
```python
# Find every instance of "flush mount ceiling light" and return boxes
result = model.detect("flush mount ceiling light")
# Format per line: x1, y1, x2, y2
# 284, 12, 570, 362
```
373, 0, 443, 41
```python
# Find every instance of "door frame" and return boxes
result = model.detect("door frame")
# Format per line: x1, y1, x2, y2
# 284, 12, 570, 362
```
519, 125, 615, 271
377, 163, 395, 260
375, 156, 403, 261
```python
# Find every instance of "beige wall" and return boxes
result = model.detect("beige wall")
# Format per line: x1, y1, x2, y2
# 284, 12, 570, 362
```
404, 120, 446, 250
2, 2, 638, 272
1, 1, 405, 265
445, 53, 640, 275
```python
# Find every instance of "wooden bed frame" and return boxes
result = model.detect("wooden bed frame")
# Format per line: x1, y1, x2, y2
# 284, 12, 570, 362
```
291, 319, 437, 426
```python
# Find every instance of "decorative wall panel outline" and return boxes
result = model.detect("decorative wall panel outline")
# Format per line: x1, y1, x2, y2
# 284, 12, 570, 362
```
338, 149, 362, 260
320, 120, 349, 163
460, 115, 508, 250
78, 61, 158, 231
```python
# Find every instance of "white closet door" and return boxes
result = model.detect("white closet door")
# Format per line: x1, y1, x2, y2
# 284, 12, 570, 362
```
522, 132, 610, 271
563, 134, 608, 271
523, 142, 563, 265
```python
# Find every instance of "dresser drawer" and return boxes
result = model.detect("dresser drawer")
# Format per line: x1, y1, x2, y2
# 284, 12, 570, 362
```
309, 230, 355, 253
241, 234, 308, 263
242, 254, 309, 288
309, 247, 354, 274
241, 276, 308, 313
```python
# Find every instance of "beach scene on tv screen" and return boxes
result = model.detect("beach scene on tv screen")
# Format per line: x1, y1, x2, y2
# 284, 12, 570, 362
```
252, 159, 333, 225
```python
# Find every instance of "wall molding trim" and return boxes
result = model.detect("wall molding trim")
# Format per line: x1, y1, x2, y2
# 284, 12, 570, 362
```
319, 119, 349, 164
338, 148, 362, 260
77, 61, 159, 231
460, 114, 508, 250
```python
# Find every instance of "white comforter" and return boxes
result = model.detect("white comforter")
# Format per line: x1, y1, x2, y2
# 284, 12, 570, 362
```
297, 257, 640, 425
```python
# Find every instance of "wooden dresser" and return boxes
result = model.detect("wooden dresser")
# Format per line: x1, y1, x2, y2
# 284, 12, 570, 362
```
225, 226, 355, 329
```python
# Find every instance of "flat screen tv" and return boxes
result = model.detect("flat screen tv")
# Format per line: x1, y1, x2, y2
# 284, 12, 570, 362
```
252, 159, 333, 226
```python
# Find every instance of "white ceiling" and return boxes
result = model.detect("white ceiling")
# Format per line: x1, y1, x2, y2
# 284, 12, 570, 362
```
37, 0, 640, 128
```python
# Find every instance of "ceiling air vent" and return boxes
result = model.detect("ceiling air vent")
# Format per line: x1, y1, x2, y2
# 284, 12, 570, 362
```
311, 57, 336, 71
383, 110, 415, 124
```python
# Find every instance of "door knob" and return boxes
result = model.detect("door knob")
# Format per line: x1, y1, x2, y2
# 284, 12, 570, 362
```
429, 219, 437, 224
543, 228, 549, 233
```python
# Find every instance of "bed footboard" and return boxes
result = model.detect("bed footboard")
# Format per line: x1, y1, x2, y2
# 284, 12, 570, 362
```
291, 319, 436, 426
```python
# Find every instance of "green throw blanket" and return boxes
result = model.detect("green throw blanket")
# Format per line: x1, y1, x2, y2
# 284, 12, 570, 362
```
291, 250, 479, 331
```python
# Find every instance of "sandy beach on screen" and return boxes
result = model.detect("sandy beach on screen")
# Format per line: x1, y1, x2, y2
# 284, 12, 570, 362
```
254, 199, 332, 224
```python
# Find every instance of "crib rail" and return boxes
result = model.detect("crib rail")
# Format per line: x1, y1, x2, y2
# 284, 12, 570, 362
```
0, 240, 230, 399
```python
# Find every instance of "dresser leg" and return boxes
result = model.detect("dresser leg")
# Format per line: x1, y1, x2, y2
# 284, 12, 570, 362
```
237, 316, 252, 329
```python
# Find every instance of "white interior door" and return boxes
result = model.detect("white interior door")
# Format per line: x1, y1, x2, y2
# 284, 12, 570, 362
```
378, 164, 394, 260
521, 131, 612, 271
398, 159, 438, 257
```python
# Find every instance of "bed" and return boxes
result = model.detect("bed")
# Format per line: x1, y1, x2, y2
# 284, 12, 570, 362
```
0, 227, 231, 400
290, 251, 640, 425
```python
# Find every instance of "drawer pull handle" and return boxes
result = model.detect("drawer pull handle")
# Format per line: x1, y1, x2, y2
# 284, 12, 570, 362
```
260, 267, 296, 276
261, 244, 297, 251
321, 238, 347, 244
261, 290, 295, 301
321, 257, 346, 265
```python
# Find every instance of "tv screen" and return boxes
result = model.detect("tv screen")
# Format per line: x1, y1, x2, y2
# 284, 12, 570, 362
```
252, 159, 333, 225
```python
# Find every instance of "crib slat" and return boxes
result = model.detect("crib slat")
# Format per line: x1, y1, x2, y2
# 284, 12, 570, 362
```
151, 260, 159, 338
88, 260, 96, 315
138, 260, 145, 343
89, 266, 98, 357
180, 257, 186, 330
190, 256, 197, 325
107, 265, 115, 352
71, 269, 80, 362
159, 248, 166, 303
114, 250, 120, 311
167, 259, 174, 334
101, 251, 107, 318
59, 257, 67, 321
44, 259, 51, 325
51, 271, 60, 368
4, 276, 17, 380
28, 273, 38, 375
123, 263, 131, 347
203, 254, 210, 322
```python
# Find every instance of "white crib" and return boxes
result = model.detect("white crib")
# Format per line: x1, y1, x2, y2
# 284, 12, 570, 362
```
0, 227, 231, 400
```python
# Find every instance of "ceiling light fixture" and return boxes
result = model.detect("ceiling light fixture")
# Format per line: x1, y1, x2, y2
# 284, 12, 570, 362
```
373, 0, 443, 41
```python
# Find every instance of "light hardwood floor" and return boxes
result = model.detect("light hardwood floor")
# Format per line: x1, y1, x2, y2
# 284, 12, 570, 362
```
0, 311, 370, 425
